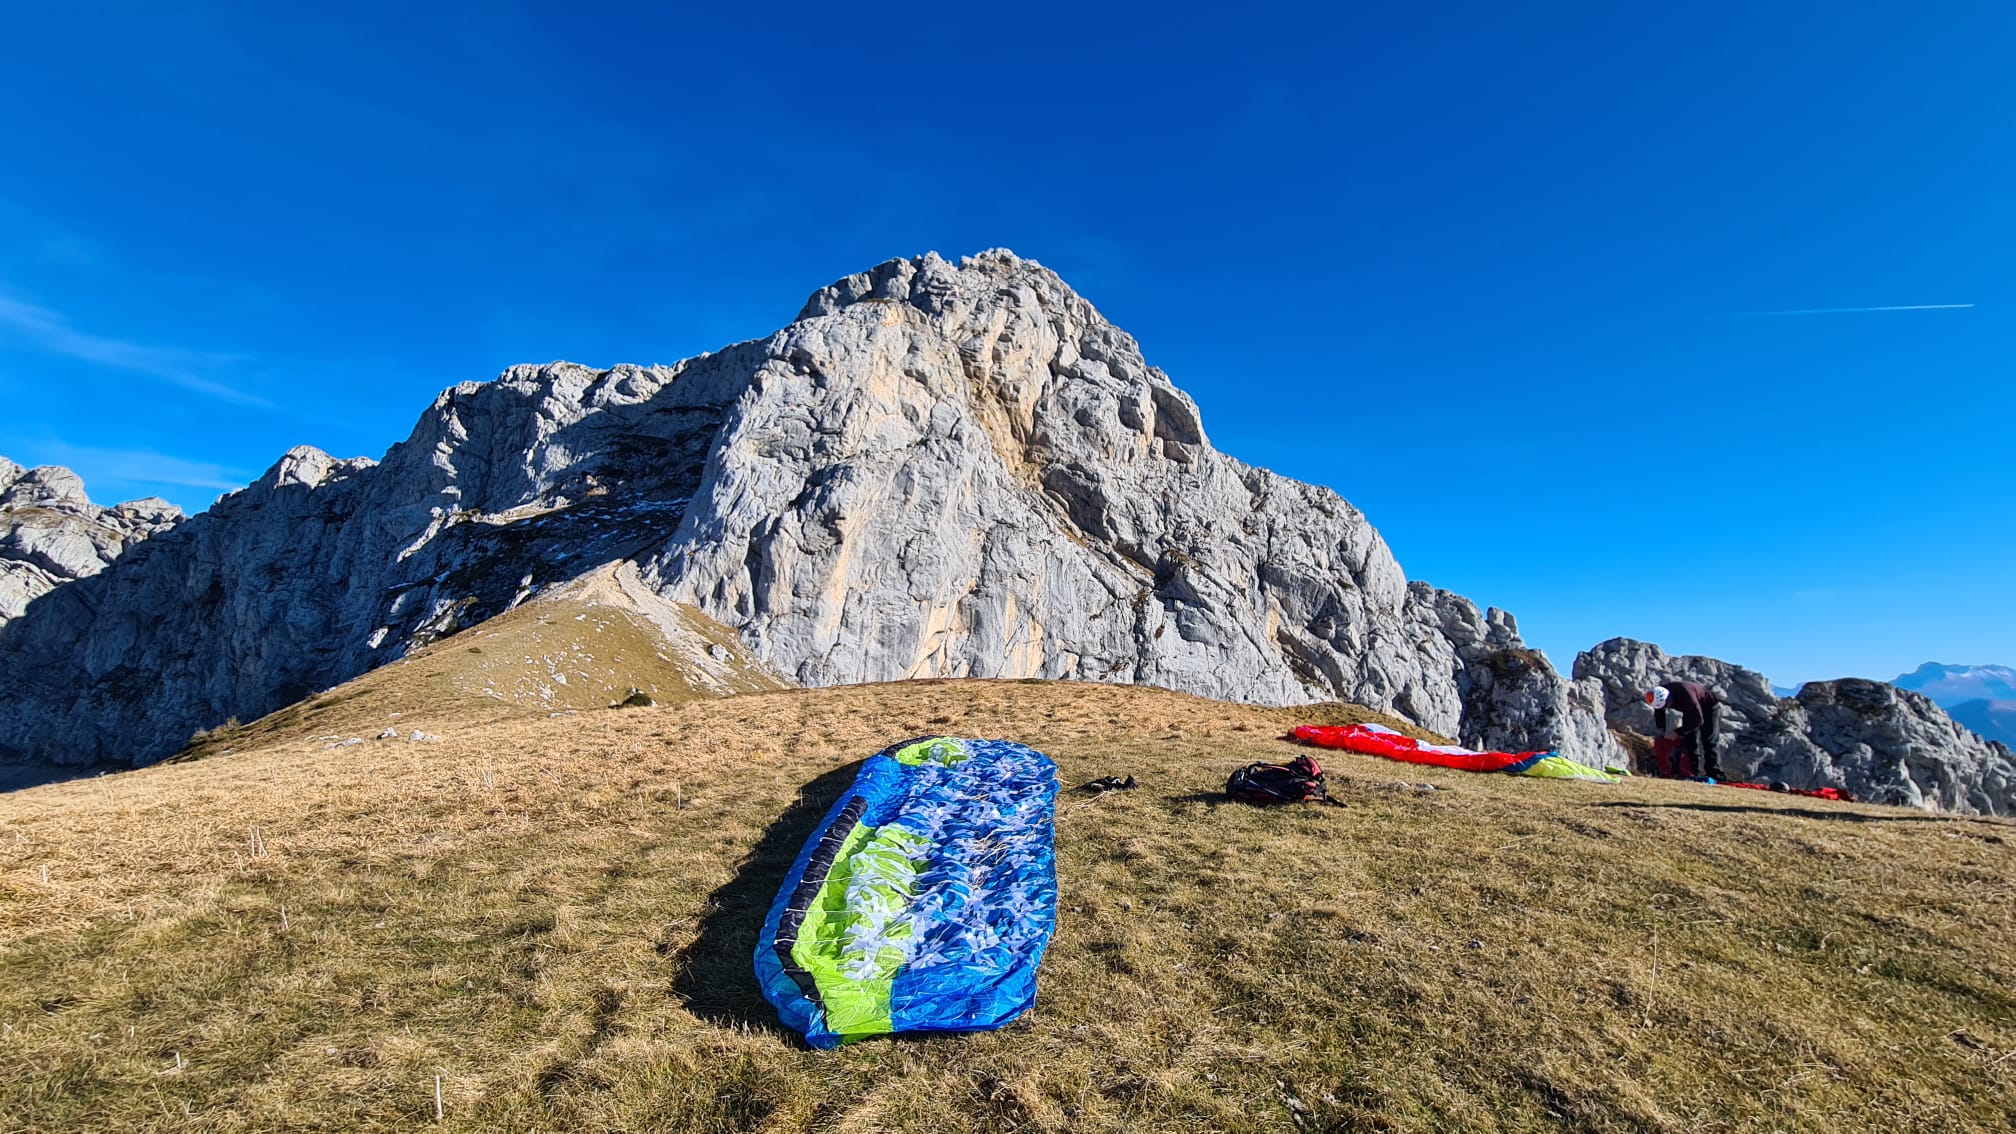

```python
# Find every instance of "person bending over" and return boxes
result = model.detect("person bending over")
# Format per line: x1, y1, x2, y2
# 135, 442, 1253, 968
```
1645, 681, 1723, 780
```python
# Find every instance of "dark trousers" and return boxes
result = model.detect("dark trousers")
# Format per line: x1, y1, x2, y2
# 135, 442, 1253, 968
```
1679, 703, 1722, 779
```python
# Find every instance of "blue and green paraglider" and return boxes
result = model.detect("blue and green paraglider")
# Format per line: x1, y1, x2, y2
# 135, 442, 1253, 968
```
754, 736, 1060, 1048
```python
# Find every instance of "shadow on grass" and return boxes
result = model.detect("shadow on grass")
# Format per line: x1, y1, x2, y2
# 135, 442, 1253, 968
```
0, 762, 120, 793
1582, 800, 2008, 826
1165, 792, 1356, 813
669, 760, 863, 1032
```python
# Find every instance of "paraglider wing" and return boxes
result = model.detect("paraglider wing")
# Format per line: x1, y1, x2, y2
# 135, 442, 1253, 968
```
1293, 723, 1537, 771
1293, 723, 1618, 783
754, 737, 1059, 1048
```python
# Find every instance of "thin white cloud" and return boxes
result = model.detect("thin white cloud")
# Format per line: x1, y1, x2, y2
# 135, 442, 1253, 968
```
2, 441, 252, 502
1732, 303, 1975, 317
10, 440, 249, 494
0, 294, 272, 407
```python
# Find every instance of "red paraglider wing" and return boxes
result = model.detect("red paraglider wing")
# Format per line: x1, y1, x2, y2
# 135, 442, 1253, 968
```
1292, 724, 1544, 773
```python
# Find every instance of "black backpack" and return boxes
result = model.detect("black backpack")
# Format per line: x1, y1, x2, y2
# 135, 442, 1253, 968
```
1226, 755, 1327, 803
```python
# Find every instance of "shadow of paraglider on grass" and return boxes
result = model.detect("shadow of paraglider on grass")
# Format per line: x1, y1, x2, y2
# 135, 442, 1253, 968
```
669, 760, 864, 1034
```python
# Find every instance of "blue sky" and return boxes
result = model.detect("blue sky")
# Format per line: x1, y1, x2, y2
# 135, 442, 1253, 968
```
2, 2, 2010, 685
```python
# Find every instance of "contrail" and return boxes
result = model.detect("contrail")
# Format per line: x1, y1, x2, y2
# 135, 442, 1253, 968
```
1732, 303, 1975, 317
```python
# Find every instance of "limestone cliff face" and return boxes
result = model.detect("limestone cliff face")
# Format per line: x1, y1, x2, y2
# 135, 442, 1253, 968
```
1575, 637, 2015, 815
0, 250, 1614, 768
653, 253, 1483, 721
0, 458, 181, 626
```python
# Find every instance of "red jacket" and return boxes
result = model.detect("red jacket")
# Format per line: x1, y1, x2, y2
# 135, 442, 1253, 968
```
1661, 680, 1716, 734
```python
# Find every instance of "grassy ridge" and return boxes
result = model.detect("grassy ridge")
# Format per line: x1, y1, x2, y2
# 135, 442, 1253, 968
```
3, 677, 2013, 1132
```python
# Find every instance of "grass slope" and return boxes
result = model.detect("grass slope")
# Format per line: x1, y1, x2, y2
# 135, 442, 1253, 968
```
3, 676, 2013, 1132
173, 564, 788, 764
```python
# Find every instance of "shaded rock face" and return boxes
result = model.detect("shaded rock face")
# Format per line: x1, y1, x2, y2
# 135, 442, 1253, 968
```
1575, 638, 2015, 815
1407, 585, 1622, 768
0, 250, 1613, 768
0, 458, 182, 625
0, 367, 737, 765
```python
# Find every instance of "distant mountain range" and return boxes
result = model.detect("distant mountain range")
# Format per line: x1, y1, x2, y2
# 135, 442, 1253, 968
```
1894, 664, 2016, 747
1946, 700, 2016, 749
1894, 662, 2016, 704
1758, 664, 2015, 749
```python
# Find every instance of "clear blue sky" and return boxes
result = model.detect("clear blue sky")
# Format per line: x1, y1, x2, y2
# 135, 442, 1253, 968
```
2, 2, 2010, 686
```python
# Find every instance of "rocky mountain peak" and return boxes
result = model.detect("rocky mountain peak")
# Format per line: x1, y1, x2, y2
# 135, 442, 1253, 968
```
0, 457, 183, 627
796, 250, 1066, 322
1, 460, 91, 509
0, 253, 1599, 776
257, 445, 360, 492
781, 250, 1208, 484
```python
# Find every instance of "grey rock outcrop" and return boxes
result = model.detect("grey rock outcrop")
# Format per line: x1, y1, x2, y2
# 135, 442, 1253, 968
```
1407, 585, 1623, 768
0, 457, 182, 625
0, 250, 1614, 769
1744, 681, 2015, 814
1575, 637, 2016, 815
1574, 637, 1781, 757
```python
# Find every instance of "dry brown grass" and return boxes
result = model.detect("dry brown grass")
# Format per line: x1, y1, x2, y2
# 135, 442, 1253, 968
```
169, 572, 787, 765
3, 674, 2014, 1132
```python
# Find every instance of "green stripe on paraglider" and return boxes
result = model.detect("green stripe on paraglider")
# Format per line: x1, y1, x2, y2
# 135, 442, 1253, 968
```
789, 820, 929, 1040
890, 737, 969, 766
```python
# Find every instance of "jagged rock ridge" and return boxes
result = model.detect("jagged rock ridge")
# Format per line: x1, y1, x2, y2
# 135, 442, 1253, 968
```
0, 458, 181, 626
0, 250, 1616, 768
1576, 638, 2015, 816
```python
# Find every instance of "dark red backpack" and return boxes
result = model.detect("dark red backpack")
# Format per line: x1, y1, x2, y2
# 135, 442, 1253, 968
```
1226, 755, 1327, 803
